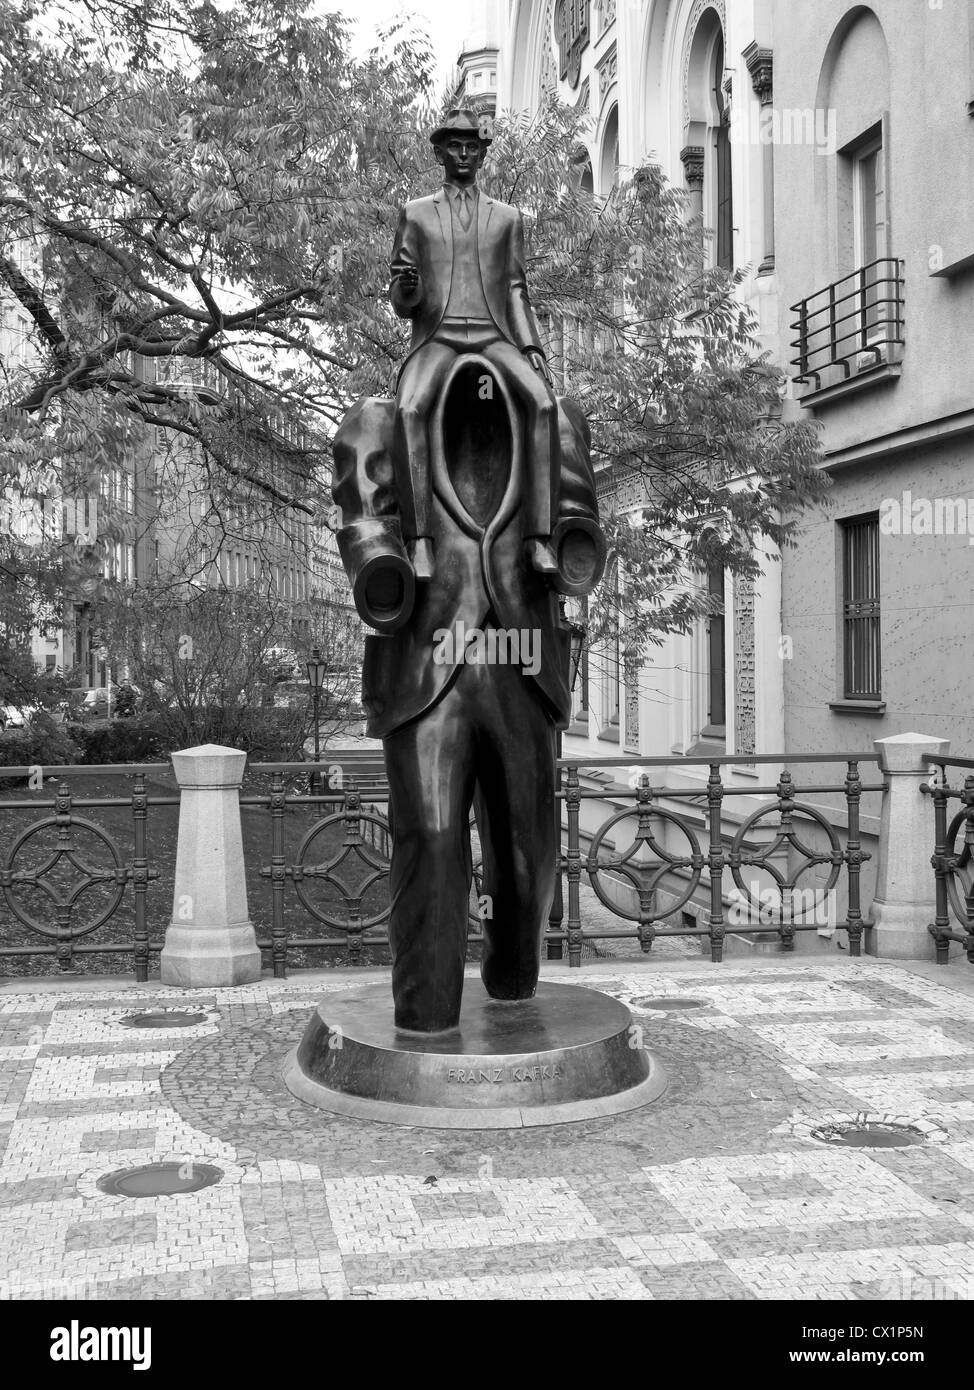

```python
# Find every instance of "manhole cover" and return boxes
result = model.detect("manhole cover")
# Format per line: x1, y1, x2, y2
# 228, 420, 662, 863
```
636, 997, 708, 1012
97, 1162, 223, 1197
119, 1010, 210, 1029
812, 1119, 925, 1149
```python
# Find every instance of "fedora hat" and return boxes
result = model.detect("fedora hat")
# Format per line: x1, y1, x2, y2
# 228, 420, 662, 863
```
429, 107, 492, 147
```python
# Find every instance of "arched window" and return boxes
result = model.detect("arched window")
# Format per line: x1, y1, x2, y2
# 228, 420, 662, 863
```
712, 34, 733, 270
684, 8, 733, 270
599, 104, 619, 195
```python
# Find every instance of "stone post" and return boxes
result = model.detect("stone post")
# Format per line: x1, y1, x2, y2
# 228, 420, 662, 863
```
868, 731, 949, 959
161, 744, 262, 986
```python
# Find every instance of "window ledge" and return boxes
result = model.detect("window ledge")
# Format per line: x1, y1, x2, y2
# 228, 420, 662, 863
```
566, 719, 589, 738
597, 724, 620, 744
829, 700, 887, 716
797, 361, 902, 409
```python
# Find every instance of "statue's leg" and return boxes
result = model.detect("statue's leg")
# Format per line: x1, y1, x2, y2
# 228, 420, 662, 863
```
473, 662, 557, 1000
383, 681, 477, 1031
394, 342, 457, 580
481, 340, 559, 569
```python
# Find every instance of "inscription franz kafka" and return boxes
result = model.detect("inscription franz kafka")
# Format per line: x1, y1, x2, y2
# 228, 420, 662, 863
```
447, 1063, 565, 1084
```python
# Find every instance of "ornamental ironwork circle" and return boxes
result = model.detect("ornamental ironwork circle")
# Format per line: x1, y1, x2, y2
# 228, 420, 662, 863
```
96, 1162, 224, 1198
942, 807, 974, 929
0, 812, 127, 938
292, 808, 391, 931
728, 799, 843, 921
119, 1010, 211, 1029
585, 802, 704, 923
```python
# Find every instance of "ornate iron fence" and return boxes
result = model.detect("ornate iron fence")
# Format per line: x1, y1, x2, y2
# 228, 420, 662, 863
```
0, 751, 883, 977
922, 754, 974, 964
250, 752, 882, 973
550, 753, 878, 964
0, 764, 173, 979
248, 762, 485, 976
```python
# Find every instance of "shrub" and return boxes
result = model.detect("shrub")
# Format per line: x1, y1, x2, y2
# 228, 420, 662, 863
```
0, 716, 81, 770
67, 715, 171, 765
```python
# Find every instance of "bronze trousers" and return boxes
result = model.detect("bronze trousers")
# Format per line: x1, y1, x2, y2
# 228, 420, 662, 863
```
383, 653, 557, 1032
394, 319, 559, 543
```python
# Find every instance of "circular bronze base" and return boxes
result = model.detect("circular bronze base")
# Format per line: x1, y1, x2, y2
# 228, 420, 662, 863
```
282, 981, 666, 1129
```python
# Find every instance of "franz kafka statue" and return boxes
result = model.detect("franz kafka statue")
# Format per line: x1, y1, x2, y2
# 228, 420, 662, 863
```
332, 109, 606, 1033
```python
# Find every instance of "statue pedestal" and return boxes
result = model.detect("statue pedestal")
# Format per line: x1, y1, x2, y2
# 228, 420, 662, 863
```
283, 982, 666, 1129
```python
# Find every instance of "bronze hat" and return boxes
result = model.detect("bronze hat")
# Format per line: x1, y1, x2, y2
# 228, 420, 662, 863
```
429, 107, 492, 147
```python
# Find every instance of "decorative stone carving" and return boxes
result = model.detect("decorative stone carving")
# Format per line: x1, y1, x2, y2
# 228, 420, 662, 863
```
554, 0, 590, 90
596, 0, 616, 37
679, 144, 705, 191
743, 42, 773, 106
540, 0, 557, 99
624, 652, 640, 751
597, 42, 617, 103
733, 573, 755, 757
609, 470, 651, 512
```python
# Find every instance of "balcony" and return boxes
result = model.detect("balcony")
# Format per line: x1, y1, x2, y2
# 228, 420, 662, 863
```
790, 258, 905, 407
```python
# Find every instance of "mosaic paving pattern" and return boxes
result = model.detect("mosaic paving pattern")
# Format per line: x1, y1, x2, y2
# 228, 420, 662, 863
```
2, 959, 974, 1300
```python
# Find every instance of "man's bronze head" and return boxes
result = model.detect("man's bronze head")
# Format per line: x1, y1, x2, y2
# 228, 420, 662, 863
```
430, 107, 491, 186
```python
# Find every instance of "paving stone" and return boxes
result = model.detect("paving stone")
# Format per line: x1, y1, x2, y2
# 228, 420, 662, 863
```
64, 1214, 158, 1253
2, 958, 974, 1299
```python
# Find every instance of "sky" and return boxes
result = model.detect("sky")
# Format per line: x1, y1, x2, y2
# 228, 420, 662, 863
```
325, 0, 475, 89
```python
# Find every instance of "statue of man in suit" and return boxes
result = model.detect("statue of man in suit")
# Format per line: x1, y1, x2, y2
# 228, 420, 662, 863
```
331, 111, 606, 1034
390, 109, 559, 582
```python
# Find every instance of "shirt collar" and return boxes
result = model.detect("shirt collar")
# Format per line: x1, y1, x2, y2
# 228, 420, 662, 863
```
444, 181, 477, 200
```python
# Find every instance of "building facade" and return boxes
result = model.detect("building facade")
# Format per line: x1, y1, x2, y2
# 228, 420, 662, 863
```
497, 0, 786, 772
773, 0, 974, 753
487, 0, 973, 766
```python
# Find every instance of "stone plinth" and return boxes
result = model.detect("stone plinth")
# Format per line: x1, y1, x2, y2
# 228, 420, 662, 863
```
868, 731, 949, 960
160, 744, 262, 987
284, 981, 666, 1129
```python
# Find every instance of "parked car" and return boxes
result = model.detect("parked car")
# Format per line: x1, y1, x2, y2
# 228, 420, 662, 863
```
0, 704, 39, 729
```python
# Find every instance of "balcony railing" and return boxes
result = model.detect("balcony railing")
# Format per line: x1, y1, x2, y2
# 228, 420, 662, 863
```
790, 257, 905, 394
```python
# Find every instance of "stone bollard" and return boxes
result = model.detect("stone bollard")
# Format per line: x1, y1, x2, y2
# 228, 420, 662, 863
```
868, 731, 949, 959
161, 744, 262, 987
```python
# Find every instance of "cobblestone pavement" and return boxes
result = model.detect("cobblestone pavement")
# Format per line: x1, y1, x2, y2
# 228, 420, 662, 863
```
2, 955, 974, 1301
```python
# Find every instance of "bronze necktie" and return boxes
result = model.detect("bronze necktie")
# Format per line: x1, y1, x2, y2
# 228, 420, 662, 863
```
456, 189, 472, 231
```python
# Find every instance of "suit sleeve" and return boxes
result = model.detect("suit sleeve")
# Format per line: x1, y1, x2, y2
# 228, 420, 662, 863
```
506, 210, 546, 355
389, 208, 422, 318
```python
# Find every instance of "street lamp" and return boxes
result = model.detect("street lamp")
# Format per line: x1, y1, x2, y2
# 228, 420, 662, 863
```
305, 645, 328, 794
548, 604, 588, 961
567, 619, 586, 696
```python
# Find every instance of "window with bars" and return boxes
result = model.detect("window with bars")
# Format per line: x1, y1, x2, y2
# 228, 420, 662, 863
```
841, 515, 881, 699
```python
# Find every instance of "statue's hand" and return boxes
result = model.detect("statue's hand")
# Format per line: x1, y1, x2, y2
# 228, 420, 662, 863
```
392, 258, 420, 294
524, 348, 553, 387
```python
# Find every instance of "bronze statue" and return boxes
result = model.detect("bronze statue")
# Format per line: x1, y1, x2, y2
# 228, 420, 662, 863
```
333, 109, 606, 1033
390, 110, 558, 582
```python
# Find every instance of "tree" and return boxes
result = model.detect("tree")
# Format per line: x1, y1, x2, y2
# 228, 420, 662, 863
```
91, 571, 362, 756
479, 107, 829, 651
1, 0, 827, 673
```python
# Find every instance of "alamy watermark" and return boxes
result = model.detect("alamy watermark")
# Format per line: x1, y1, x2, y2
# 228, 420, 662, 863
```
730, 105, 837, 155
881, 491, 974, 544
728, 882, 838, 929
432, 621, 541, 677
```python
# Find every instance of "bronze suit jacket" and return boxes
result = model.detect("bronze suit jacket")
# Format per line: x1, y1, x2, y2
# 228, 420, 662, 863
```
333, 395, 602, 740
390, 188, 546, 364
